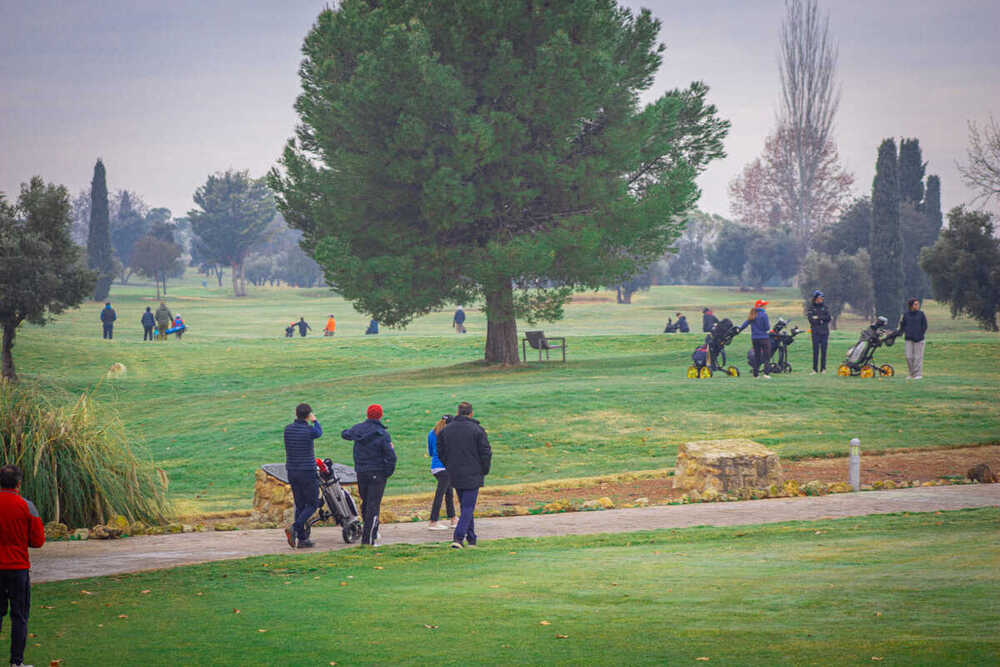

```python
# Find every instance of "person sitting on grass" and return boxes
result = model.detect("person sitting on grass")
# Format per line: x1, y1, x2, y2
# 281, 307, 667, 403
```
0, 464, 45, 667
426, 415, 457, 531
283, 403, 323, 549
437, 401, 492, 549
341, 404, 396, 546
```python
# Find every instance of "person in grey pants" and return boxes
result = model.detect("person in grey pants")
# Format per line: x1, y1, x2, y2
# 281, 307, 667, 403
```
897, 298, 928, 379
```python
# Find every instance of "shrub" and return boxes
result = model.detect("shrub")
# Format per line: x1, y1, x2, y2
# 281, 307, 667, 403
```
0, 379, 168, 528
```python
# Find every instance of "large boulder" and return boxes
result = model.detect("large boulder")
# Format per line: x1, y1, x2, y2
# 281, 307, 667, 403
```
672, 439, 783, 494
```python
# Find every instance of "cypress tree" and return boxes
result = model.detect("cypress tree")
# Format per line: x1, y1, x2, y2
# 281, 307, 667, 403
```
870, 139, 904, 325
87, 159, 114, 301
923, 175, 943, 235
897, 138, 925, 205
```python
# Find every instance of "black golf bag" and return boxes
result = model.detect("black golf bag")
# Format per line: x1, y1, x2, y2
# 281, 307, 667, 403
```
688, 318, 742, 378
307, 457, 363, 543
747, 318, 803, 373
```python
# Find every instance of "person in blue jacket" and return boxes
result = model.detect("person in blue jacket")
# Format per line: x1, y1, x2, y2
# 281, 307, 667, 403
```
140, 307, 155, 341
741, 299, 772, 379
283, 403, 323, 549
100, 302, 116, 339
341, 404, 396, 546
426, 415, 456, 530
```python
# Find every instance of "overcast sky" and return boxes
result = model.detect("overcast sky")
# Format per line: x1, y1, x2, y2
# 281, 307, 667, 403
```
2, 0, 998, 220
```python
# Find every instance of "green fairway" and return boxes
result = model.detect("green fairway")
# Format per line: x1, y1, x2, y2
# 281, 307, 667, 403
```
23, 508, 1000, 666
11, 276, 1000, 513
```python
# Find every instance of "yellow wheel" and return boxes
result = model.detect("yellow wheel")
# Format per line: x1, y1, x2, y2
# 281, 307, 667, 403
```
837, 364, 851, 377
727, 366, 740, 377
879, 364, 895, 377
687, 365, 699, 379
860, 365, 875, 378
699, 366, 712, 379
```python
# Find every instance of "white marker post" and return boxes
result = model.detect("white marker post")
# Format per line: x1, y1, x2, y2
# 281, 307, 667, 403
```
849, 438, 861, 491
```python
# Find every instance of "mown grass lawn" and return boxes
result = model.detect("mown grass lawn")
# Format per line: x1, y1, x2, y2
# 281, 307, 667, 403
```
12, 276, 1000, 513
22, 508, 1000, 666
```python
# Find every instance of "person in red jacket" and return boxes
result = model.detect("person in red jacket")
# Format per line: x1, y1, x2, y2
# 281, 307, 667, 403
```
0, 464, 44, 667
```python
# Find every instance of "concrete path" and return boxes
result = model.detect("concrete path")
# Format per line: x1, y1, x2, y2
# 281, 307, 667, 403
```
31, 484, 999, 583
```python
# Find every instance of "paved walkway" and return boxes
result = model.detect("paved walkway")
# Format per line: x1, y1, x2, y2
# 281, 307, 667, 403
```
31, 484, 999, 583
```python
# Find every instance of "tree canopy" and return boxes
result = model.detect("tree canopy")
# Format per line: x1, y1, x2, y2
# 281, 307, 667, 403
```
270, 0, 728, 362
870, 139, 904, 326
0, 178, 95, 380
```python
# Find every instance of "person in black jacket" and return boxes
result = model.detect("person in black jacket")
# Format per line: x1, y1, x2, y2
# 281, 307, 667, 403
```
897, 298, 928, 379
341, 404, 396, 546
100, 302, 117, 339
283, 403, 323, 549
436, 401, 492, 549
702, 308, 719, 333
140, 307, 155, 341
806, 290, 832, 373
295, 317, 311, 337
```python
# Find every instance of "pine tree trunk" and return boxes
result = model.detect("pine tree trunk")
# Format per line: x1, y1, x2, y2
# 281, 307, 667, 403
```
239, 262, 247, 296
1, 323, 18, 382
484, 281, 520, 365
231, 262, 241, 296
616, 286, 623, 304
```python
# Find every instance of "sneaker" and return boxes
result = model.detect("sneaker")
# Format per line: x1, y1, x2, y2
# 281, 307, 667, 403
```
284, 525, 297, 549
428, 523, 450, 530
913, 376, 923, 380
810, 370, 818, 375
450, 542, 463, 549
762, 374, 771, 379
297, 538, 315, 548
905, 376, 913, 380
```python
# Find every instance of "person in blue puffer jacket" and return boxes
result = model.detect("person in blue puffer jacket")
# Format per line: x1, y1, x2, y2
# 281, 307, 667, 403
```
741, 299, 772, 379
426, 415, 456, 531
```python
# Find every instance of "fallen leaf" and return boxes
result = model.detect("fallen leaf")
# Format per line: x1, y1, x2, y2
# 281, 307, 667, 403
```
42, 605, 54, 609
258, 629, 268, 633
489, 585, 500, 589
508, 551, 516, 555
233, 609, 241, 614
539, 620, 551, 626
50, 660, 63, 666
196, 592, 203, 596
140, 590, 151, 595
423, 624, 439, 630
875, 611, 882, 617
28, 633, 36, 638
97, 624, 103, 628
555, 634, 569, 639
871, 658, 883, 662
374, 566, 384, 570
696, 658, 710, 662
80, 590, 93, 595
117, 614, 128, 619
340, 581, 348, 586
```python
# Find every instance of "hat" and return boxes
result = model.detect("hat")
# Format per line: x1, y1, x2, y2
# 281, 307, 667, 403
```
754, 299, 769, 309
367, 404, 383, 420
812, 290, 824, 298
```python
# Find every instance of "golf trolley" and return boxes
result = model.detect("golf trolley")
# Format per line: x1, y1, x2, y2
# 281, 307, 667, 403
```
837, 316, 898, 378
688, 318, 742, 379
308, 458, 363, 543
747, 318, 804, 374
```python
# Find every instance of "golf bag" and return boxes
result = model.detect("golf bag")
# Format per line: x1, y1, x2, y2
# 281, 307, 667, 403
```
747, 318, 803, 374
688, 318, 742, 378
838, 316, 898, 378
308, 457, 363, 544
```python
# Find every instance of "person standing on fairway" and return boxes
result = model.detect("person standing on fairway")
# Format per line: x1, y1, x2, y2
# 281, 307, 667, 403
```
141, 306, 155, 341
154, 302, 172, 341
741, 299, 772, 379
295, 317, 311, 337
897, 298, 928, 380
702, 307, 719, 333
806, 290, 832, 374
0, 464, 45, 667
100, 302, 117, 339
283, 403, 323, 549
426, 415, 457, 531
341, 404, 396, 546
453, 307, 466, 333
437, 401, 492, 549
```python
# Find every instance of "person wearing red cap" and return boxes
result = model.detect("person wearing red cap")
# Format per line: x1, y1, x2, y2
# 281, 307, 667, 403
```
341, 404, 397, 546
741, 299, 772, 379
0, 464, 45, 667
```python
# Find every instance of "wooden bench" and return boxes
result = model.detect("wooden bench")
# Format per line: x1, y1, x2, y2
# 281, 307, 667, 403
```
522, 330, 566, 362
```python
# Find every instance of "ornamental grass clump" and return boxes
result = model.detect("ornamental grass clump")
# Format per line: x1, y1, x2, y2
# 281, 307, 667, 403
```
0, 379, 168, 528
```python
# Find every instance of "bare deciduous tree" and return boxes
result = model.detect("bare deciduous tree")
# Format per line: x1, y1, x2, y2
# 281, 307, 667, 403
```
958, 115, 1000, 209
777, 0, 843, 242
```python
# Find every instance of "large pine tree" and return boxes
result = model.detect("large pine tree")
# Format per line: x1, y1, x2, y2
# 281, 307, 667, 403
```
271, 0, 728, 363
870, 139, 904, 325
87, 159, 114, 301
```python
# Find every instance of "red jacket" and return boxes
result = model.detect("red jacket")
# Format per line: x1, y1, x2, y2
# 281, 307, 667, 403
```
0, 489, 45, 569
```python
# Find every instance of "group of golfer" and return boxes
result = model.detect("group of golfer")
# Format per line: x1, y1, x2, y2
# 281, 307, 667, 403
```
283, 400, 491, 551
687, 293, 928, 380
99, 301, 183, 341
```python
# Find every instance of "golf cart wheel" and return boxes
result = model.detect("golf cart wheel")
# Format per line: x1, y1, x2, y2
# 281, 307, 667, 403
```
783, 362, 792, 374
727, 366, 740, 377
699, 366, 712, 379
342, 520, 363, 544
860, 365, 875, 379
687, 365, 699, 379
879, 364, 895, 377
837, 364, 851, 377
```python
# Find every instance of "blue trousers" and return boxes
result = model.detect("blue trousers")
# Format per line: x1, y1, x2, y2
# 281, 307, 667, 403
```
287, 469, 319, 540
453, 488, 479, 545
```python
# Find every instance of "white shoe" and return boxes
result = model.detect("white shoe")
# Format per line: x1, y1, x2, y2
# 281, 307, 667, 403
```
428, 524, 450, 530
810, 371, 818, 375
762, 374, 771, 379
913, 376, 922, 380
905, 376, 913, 380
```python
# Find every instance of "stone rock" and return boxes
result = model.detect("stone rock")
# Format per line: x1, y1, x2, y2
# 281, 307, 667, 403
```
967, 463, 998, 483
72, 528, 90, 540
44, 522, 69, 540
672, 439, 782, 494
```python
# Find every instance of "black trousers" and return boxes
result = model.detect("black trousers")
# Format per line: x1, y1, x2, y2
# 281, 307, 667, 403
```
430, 470, 456, 522
751, 339, 772, 377
102, 323, 113, 339
0, 569, 30, 665
143, 326, 154, 341
287, 469, 319, 541
357, 471, 387, 545
811, 333, 829, 371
